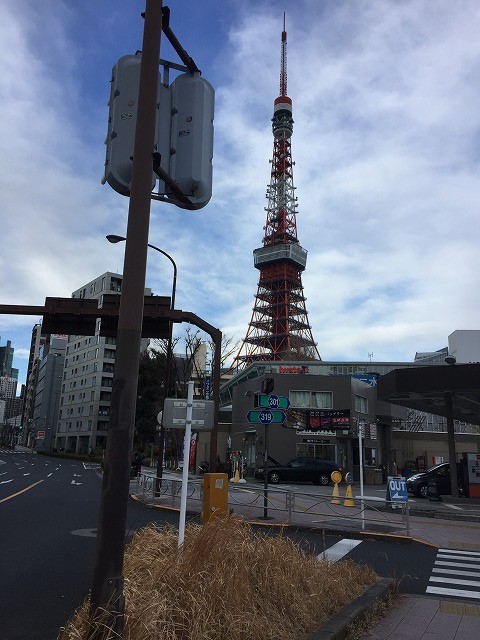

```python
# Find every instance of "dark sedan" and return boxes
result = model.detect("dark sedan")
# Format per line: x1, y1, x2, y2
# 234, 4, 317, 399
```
406, 463, 451, 498
254, 457, 342, 486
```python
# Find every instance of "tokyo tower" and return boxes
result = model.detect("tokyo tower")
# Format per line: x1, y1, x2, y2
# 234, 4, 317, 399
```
232, 16, 320, 368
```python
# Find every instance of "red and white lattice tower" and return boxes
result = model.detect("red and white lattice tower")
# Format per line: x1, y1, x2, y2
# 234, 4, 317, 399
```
232, 16, 320, 368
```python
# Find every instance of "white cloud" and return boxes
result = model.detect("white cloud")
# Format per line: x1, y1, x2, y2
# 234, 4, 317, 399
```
2, 0, 480, 384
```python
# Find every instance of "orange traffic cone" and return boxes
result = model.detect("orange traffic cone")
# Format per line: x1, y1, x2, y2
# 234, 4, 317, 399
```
233, 461, 240, 483
343, 483, 355, 507
331, 481, 341, 505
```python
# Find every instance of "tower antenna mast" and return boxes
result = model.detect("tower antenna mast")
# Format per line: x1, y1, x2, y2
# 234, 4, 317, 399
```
232, 16, 320, 368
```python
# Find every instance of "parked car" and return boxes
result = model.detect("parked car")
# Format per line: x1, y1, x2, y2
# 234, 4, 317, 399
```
406, 462, 462, 498
254, 457, 341, 486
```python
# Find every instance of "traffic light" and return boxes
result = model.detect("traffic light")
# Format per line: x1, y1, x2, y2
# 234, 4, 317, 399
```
163, 73, 214, 209
262, 378, 274, 394
102, 53, 161, 196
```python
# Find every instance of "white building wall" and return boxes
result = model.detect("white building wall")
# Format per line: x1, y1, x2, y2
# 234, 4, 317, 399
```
448, 330, 480, 363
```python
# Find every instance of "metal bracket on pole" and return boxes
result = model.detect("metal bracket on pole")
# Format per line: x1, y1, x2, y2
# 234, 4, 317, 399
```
161, 6, 200, 74
151, 152, 202, 210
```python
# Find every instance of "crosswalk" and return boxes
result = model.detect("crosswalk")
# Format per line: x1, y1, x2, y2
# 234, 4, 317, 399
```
0, 449, 31, 455
317, 539, 363, 562
426, 548, 480, 600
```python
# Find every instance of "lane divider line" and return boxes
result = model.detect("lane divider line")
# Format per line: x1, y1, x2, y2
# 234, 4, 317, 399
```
0, 479, 44, 503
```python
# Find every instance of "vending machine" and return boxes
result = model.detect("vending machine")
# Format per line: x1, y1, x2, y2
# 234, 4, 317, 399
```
462, 452, 480, 498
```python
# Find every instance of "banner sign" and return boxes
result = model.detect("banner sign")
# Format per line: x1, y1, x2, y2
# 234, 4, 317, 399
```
204, 375, 211, 400
307, 409, 350, 431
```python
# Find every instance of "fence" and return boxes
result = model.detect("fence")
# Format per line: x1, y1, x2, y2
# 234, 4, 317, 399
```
135, 474, 410, 536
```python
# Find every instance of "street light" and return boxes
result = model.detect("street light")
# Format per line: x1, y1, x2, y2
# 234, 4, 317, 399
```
106, 234, 176, 486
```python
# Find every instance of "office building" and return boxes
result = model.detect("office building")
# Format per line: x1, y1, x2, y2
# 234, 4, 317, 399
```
55, 272, 150, 454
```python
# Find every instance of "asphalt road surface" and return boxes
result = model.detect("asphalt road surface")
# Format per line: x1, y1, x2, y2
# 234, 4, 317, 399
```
0, 451, 183, 640
0, 450, 471, 640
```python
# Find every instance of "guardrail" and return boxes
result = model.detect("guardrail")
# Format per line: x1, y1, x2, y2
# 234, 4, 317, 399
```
135, 474, 410, 536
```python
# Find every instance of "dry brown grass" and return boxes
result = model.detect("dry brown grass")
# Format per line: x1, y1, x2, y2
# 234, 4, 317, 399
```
59, 516, 377, 640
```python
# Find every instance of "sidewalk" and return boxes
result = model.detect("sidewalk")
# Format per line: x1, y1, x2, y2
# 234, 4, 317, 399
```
360, 595, 480, 640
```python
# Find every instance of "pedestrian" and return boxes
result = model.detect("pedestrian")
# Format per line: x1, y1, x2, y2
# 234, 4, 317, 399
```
132, 450, 144, 477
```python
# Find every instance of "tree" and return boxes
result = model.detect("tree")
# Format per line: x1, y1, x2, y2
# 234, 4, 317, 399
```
136, 329, 238, 459
135, 349, 167, 447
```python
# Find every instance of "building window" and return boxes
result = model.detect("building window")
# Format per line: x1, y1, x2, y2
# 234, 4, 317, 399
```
289, 391, 333, 409
110, 277, 122, 292
311, 392, 333, 408
355, 395, 368, 414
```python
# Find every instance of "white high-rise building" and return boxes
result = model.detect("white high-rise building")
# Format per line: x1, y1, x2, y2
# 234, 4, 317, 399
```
55, 272, 150, 454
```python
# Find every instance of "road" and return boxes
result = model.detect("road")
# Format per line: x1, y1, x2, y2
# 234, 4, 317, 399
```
0, 450, 182, 640
1, 450, 479, 639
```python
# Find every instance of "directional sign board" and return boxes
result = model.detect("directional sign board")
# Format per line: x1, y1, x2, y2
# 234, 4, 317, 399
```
246, 410, 286, 425
163, 398, 214, 431
255, 394, 290, 410
386, 476, 408, 508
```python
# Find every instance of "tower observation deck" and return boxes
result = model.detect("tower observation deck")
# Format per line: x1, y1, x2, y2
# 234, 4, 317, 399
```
232, 16, 320, 368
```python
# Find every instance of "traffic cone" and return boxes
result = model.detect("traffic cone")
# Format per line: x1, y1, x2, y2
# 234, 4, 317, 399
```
343, 483, 355, 507
233, 462, 240, 483
331, 481, 341, 505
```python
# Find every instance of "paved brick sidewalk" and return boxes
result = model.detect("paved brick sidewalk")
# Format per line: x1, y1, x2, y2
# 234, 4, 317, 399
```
361, 595, 480, 640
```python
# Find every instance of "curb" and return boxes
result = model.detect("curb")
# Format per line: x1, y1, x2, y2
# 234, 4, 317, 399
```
306, 578, 394, 640
130, 492, 438, 548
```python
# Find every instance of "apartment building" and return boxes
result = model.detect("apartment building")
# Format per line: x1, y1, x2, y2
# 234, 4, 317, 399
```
55, 272, 150, 454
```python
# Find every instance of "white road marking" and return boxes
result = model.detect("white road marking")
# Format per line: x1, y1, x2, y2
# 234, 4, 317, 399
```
47, 473, 53, 478
435, 560, 480, 570
430, 576, 480, 588
71, 528, 97, 537
445, 503, 463, 511
0, 479, 14, 485
318, 539, 362, 562
23, 473, 30, 476
426, 586, 480, 599
433, 567, 480, 578
71, 480, 82, 485
439, 548, 480, 557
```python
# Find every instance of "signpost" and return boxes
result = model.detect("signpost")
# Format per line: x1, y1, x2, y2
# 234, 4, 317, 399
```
386, 476, 408, 509
162, 398, 214, 430
246, 394, 288, 520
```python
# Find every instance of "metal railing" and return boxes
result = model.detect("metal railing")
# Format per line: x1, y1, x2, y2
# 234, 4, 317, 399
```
135, 474, 410, 536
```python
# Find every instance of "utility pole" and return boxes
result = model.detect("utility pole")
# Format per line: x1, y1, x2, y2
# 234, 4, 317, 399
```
89, 1, 162, 636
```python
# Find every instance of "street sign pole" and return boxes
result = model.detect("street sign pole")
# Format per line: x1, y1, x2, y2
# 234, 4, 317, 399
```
178, 381, 194, 547
263, 423, 269, 519
89, 3, 162, 636
246, 398, 288, 521
358, 420, 365, 531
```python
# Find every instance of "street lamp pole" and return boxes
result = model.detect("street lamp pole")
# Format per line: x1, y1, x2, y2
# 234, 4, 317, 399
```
106, 234, 176, 486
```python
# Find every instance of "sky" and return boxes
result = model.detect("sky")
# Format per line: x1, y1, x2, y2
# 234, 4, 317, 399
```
1, 0, 479, 388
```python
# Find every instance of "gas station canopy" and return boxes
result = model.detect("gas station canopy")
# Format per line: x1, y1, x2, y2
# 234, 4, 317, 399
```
377, 363, 480, 426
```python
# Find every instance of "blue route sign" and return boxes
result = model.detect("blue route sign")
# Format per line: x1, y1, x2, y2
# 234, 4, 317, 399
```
246, 410, 287, 425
